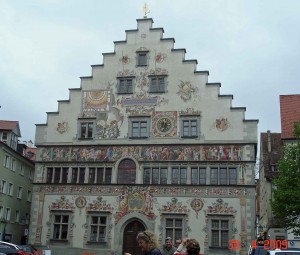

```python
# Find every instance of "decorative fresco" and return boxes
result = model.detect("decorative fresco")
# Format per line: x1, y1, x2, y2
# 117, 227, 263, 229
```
95, 106, 124, 139
120, 55, 130, 64
177, 81, 198, 101
190, 198, 204, 218
159, 197, 189, 214
215, 117, 230, 131
116, 67, 169, 114
36, 185, 255, 198
49, 195, 75, 211
155, 52, 166, 63
39, 144, 246, 162
86, 196, 113, 212
152, 111, 177, 137
56, 121, 69, 134
82, 90, 111, 112
114, 187, 157, 224
206, 198, 236, 215
179, 108, 201, 116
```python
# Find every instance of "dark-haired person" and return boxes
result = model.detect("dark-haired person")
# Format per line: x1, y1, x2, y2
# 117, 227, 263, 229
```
185, 239, 201, 255
162, 237, 176, 255
125, 230, 163, 255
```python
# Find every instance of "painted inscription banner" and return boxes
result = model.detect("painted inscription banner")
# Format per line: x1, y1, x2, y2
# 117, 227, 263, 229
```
39, 144, 245, 162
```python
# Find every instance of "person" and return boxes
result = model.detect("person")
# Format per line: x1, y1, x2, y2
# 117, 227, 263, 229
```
185, 239, 201, 255
174, 238, 188, 255
174, 239, 182, 249
124, 230, 162, 255
162, 237, 177, 255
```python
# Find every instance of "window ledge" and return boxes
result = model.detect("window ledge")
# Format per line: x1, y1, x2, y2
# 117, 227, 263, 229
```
50, 239, 69, 243
181, 136, 198, 139
78, 137, 94, 140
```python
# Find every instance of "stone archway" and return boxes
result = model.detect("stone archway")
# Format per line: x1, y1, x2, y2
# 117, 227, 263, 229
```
122, 220, 145, 255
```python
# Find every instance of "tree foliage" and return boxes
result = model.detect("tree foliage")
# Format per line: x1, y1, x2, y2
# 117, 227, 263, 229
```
271, 123, 300, 235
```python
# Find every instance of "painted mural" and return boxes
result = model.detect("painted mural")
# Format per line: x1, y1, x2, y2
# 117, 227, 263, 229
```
82, 90, 111, 112
177, 81, 198, 101
215, 117, 230, 131
39, 144, 246, 162
114, 187, 157, 224
206, 198, 236, 215
56, 121, 69, 134
152, 111, 177, 137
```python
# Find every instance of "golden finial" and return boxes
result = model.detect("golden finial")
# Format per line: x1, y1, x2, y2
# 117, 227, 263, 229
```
143, 3, 150, 18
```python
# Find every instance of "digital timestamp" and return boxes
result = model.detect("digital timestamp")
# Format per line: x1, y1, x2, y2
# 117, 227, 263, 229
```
228, 239, 289, 251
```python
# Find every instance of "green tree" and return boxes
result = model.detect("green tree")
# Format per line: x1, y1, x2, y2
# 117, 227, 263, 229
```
271, 122, 300, 235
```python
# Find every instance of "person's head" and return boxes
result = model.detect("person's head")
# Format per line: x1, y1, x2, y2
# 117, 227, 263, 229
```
186, 239, 200, 255
175, 238, 182, 248
165, 237, 173, 249
136, 231, 158, 252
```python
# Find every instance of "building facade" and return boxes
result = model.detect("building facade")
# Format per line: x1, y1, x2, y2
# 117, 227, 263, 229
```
29, 18, 258, 255
0, 120, 35, 244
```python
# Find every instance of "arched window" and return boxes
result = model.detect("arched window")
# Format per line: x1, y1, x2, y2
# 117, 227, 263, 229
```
117, 159, 136, 184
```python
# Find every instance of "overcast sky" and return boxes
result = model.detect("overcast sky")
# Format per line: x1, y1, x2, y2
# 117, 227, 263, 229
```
0, 0, 299, 144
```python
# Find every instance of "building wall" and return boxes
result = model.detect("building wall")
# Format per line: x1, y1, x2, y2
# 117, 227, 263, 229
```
0, 142, 34, 244
30, 18, 258, 255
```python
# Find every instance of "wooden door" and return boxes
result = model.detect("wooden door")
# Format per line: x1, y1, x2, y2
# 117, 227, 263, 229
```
123, 220, 145, 255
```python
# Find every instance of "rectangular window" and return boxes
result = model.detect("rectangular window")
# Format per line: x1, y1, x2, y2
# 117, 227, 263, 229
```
164, 216, 184, 242
210, 167, 237, 185
1, 180, 7, 194
0, 206, 3, 219
20, 164, 24, 176
143, 167, 168, 184
137, 52, 147, 66
129, 118, 150, 138
182, 119, 198, 137
171, 167, 187, 184
89, 215, 108, 242
4, 155, 10, 168
118, 78, 133, 94
15, 210, 20, 222
53, 214, 70, 240
210, 168, 218, 185
17, 187, 23, 199
11, 159, 16, 171
29, 169, 33, 180
71, 167, 86, 184
191, 167, 206, 185
88, 167, 112, 184
229, 168, 237, 185
47, 167, 68, 183
211, 219, 229, 248
1, 131, 8, 142
5, 208, 11, 221
149, 77, 166, 93
80, 122, 94, 139
27, 190, 32, 202
8, 183, 13, 196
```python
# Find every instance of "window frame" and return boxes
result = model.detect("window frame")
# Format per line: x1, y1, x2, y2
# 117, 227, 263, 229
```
1, 180, 7, 194
163, 214, 186, 242
143, 167, 168, 184
191, 167, 207, 185
180, 116, 200, 138
137, 51, 148, 67
149, 75, 166, 93
47, 167, 69, 184
210, 167, 237, 185
87, 213, 109, 243
51, 212, 71, 241
8, 183, 13, 196
117, 77, 134, 94
79, 121, 95, 139
171, 167, 187, 184
4, 155, 10, 168
208, 217, 232, 249
17, 186, 23, 199
129, 117, 150, 139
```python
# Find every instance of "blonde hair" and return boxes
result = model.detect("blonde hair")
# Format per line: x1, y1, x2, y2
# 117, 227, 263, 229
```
136, 231, 159, 251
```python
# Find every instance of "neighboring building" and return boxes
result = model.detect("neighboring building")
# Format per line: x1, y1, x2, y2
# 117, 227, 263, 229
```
258, 94, 300, 247
0, 120, 35, 244
29, 18, 258, 255
258, 131, 284, 239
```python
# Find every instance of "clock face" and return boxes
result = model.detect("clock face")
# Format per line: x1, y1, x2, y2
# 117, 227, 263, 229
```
157, 117, 172, 133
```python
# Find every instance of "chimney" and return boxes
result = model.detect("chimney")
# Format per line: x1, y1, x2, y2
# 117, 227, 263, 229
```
267, 130, 271, 153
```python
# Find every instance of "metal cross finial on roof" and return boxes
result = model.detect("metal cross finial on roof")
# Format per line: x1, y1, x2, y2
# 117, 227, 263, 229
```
143, 3, 150, 18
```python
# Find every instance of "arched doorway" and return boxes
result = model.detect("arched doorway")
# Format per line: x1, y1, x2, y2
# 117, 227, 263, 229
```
117, 158, 136, 184
123, 220, 145, 255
